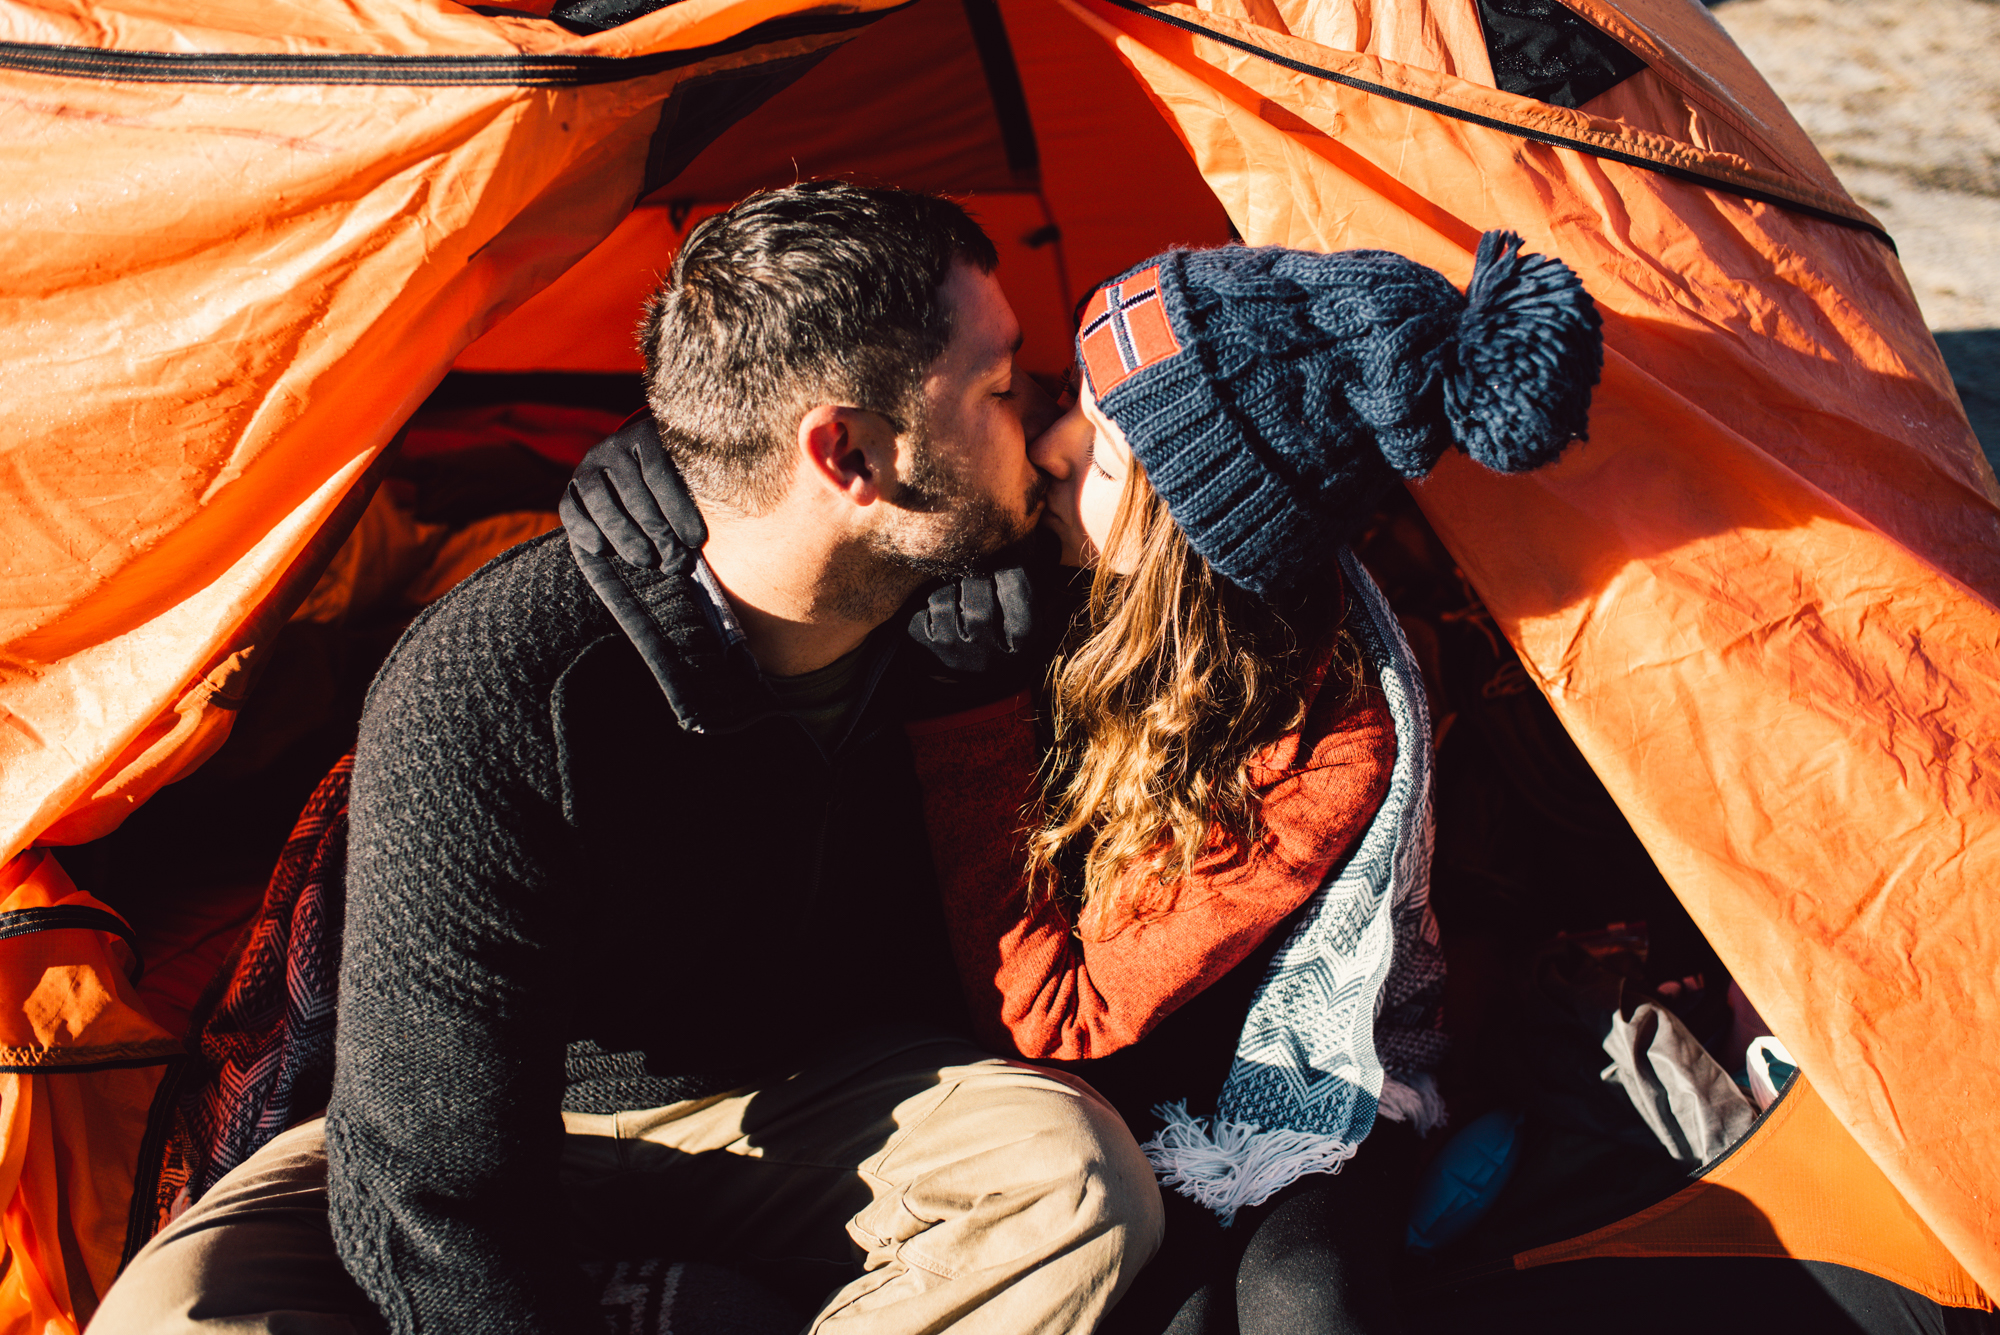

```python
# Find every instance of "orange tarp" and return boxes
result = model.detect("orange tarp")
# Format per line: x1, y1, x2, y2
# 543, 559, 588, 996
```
452, 192, 1085, 377
0, 851, 179, 1331
0, 0, 913, 862
452, 0, 1233, 379
0, 3, 1232, 1318
0, 0, 1231, 863
1061, 0, 1999, 1289
1519, 1074, 1990, 1311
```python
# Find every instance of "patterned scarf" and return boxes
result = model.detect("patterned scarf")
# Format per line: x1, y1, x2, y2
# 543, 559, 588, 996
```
1144, 548, 1447, 1223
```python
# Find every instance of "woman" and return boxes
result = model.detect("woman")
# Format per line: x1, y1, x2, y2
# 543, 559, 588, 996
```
903, 231, 1604, 1334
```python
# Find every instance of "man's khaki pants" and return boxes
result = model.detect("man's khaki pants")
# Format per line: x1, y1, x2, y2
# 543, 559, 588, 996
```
94, 1029, 1163, 1334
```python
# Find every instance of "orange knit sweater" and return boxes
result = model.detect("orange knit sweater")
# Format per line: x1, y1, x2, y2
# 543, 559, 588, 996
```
905, 642, 1395, 1062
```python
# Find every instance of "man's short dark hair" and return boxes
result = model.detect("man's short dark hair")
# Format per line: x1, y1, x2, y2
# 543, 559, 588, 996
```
639, 180, 1001, 514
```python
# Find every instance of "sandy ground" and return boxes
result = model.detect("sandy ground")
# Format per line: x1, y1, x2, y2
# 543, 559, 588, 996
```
1709, 0, 1999, 460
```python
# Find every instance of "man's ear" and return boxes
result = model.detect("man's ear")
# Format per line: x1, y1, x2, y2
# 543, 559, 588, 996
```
798, 405, 898, 508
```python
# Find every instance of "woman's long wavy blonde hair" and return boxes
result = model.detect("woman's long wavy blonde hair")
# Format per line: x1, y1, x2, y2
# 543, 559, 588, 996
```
1028, 456, 1354, 920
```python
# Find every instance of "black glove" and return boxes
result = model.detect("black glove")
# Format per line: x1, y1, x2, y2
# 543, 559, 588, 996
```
559, 414, 706, 567
904, 529, 1086, 717
562, 416, 730, 729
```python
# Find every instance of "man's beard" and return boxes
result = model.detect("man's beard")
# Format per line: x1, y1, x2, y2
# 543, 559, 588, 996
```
823, 430, 1047, 624
872, 432, 1045, 580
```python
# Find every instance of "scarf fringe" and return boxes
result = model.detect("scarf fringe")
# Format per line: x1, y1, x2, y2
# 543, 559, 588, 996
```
1377, 1071, 1447, 1134
1141, 1101, 1359, 1226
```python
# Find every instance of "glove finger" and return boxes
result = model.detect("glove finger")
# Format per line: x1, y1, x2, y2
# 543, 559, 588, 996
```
911, 584, 950, 642
587, 450, 681, 567
910, 582, 989, 674
601, 446, 677, 561
576, 470, 660, 569
990, 563, 1036, 653
957, 574, 1000, 644
559, 482, 609, 558
636, 440, 709, 548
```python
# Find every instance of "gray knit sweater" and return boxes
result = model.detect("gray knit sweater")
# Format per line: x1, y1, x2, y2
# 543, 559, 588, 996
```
326, 530, 961, 1334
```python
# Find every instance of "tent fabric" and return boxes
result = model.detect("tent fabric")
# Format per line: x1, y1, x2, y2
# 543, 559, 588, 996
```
450, 0, 1235, 379
0, 850, 181, 1332
1056, 0, 1999, 1291
1516, 1073, 1991, 1312
0, 0, 1232, 863
1, 9, 908, 1317
7, 0, 1999, 1312
0, 0, 917, 869
451, 192, 1089, 376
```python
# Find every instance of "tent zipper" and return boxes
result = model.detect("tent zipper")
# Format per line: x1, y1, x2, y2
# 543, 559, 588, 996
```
1097, 0, 1893, 250
0, 4, 910, 88
0, 903, 143, 981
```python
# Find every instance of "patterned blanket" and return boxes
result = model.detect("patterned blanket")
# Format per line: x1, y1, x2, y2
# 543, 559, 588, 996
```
156, 754, 351, 1220
1144, 548, 1447, 1223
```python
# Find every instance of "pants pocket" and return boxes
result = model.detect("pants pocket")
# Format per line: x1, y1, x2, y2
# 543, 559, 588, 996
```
846, 1178, 954, 1280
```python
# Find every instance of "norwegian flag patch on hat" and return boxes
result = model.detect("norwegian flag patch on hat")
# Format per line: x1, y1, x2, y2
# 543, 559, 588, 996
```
1079, 265, 1183, 396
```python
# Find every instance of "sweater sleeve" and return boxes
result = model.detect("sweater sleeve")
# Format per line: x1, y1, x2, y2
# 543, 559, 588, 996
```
906, 668, 1396, 1063
327, 611, 586, 1335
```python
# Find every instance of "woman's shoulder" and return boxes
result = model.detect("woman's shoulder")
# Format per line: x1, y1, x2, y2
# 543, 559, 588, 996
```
1254, 587, 1397, 782
1238, 633, 1396, 875
1296, 646, 1395, 771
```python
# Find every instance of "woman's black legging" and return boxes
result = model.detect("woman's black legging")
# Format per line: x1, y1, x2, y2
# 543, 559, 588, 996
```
1103, 1121, 1421, 1335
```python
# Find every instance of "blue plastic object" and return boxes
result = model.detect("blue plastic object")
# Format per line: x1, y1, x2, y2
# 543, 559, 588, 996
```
1405, 1108, 1526, 1253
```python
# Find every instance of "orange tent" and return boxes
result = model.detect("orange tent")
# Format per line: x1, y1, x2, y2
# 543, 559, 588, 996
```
3, 0, 1232, 1320
2, 0, 1994, 1322
0, 0, 1228, 863
1057, 0, 1997, 1295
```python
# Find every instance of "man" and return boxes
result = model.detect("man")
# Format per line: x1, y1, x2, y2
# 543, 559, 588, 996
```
96, 181, 1162, 1333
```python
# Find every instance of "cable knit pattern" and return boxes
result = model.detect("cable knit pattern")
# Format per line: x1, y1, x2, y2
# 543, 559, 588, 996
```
1084, 234, 1601, 598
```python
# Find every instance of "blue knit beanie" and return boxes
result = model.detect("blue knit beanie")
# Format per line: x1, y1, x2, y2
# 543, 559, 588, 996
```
1077, 230, 1603, 597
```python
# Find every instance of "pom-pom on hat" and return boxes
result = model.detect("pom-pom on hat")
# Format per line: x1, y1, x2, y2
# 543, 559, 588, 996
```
1077, 230, 1603, 598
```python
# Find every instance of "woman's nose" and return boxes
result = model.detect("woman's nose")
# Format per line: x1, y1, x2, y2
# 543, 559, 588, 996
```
1030, 406, 1085, 479
1028, 429, 1067, 479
